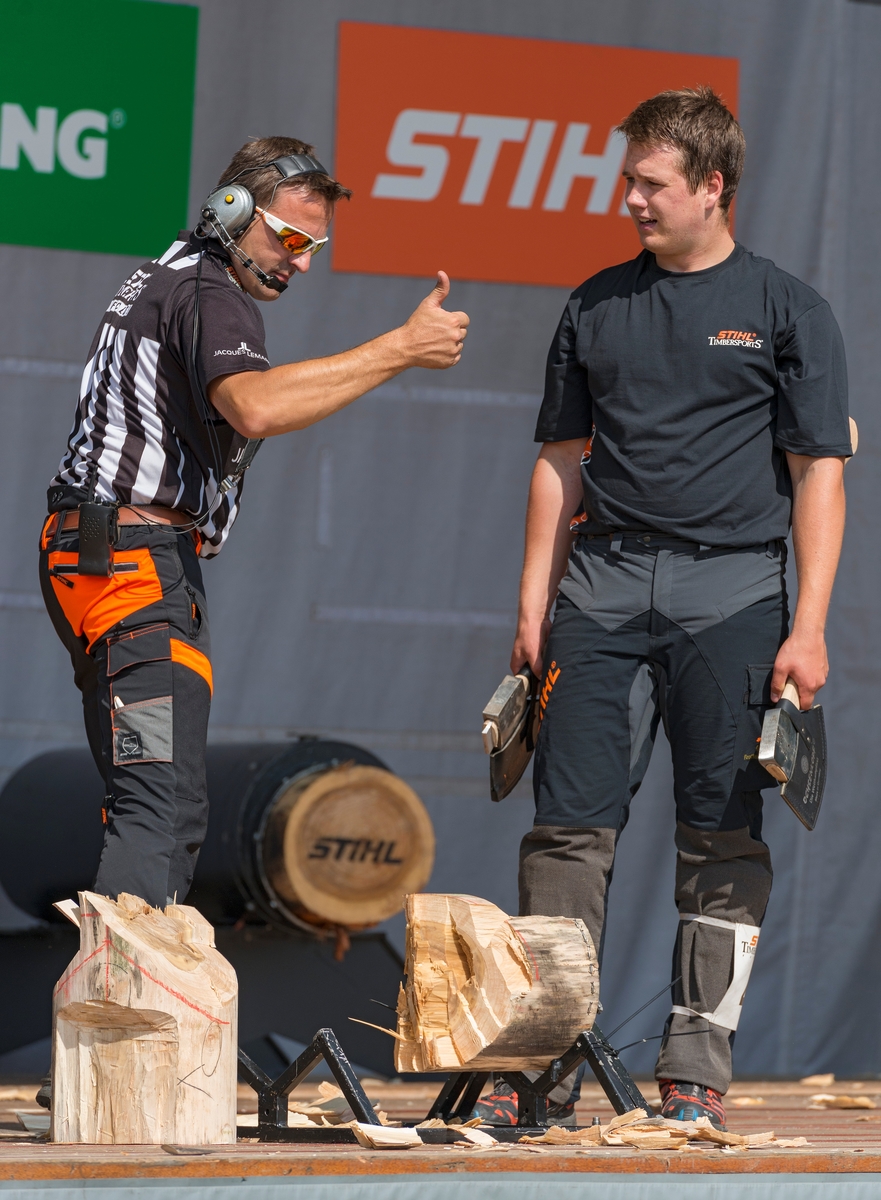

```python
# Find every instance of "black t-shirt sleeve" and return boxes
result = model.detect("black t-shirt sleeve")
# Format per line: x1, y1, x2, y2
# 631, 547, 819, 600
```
774, 301, 851, 456
534, 297, 593, 442
174, 269, 272, 392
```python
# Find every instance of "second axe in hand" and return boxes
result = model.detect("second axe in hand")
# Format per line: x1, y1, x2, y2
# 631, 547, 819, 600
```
759, 679, 827, 830
481, 668, 539, 802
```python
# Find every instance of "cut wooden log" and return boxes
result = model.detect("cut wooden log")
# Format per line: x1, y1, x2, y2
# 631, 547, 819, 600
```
261, 763, 435, 927
395, 893, 599, 1072
51, 892, 237, 1145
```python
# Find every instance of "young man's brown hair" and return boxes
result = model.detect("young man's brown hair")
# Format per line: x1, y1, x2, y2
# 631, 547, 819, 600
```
617, 86, 745, 215
218, 136, 352, 207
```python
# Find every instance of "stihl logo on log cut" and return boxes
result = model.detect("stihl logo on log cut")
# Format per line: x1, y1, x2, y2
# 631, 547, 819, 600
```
333, 24, 738, 287
308, 838, 404, 864
708, 330, 764, 348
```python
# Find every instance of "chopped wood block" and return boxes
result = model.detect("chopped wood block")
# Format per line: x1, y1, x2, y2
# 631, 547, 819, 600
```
395, 893, 598, 1072
51, 892, 237, 1145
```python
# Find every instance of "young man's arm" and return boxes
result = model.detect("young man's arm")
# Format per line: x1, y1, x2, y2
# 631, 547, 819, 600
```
510, 440, 584, 676
770, 453, 846, 708
208, 273, 468, 438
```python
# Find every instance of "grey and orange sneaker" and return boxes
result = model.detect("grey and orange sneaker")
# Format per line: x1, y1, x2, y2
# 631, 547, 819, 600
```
472, 1080, 577, 1127
659, 1078, 726, 1129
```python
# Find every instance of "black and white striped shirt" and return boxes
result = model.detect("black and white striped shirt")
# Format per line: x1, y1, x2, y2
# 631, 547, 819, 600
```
49, 232, 271, 556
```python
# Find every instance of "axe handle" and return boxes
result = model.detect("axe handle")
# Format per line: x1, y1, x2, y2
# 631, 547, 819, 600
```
780, 678, 801, 708
850, 417, 859, 456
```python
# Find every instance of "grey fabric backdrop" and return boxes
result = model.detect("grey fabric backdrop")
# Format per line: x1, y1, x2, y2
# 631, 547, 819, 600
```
0, 0, 879, 1078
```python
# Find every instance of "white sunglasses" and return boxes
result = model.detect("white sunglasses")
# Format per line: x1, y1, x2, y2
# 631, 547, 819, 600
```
255, 205, 328, 257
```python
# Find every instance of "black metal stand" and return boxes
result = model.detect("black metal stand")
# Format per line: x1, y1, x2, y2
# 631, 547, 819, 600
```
236, 1026, 379, 1142
424, 1024, 649, 1135
237, 1023, 649, 1143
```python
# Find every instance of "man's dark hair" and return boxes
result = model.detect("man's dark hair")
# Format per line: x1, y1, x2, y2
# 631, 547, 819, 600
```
217, 136, 352, 207
616, 87, 744, 215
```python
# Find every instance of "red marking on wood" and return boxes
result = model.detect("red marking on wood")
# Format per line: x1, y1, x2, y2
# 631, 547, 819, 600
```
53, 938, 110, 997
111, 943, 230, 1025
513, 928, 541, 982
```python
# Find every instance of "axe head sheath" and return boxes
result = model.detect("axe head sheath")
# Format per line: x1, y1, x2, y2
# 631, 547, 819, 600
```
758, 695, 827, 831
482, 668, 540, 802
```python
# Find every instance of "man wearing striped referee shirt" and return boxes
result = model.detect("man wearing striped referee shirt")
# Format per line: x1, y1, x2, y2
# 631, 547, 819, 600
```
39, 137, 468, 910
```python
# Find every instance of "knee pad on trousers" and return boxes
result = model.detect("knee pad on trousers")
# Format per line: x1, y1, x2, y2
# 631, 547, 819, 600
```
674, 822, 772, 925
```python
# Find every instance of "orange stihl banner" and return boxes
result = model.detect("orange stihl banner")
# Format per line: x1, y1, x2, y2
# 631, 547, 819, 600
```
333, 24, 738, 288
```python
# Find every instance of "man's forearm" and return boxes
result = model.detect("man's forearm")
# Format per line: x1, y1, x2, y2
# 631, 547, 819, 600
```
209, 329, 408, 438
209, 272, 468, 439
771, 452, 846, 705
790, 455, 846, 637
511, 440, 583, 673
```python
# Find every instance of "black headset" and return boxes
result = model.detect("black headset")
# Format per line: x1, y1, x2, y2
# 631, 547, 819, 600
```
199, 153, 329, 294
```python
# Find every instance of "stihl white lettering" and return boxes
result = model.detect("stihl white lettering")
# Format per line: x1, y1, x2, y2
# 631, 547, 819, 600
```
372, 110, 628, 216
459, 114, 529, 205
508, 119, 557, 209
543, 124, 627, 214
372, 109, 461, 201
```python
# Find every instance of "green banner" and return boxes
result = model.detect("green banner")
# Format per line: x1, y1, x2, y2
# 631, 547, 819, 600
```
0, 0, 198, 257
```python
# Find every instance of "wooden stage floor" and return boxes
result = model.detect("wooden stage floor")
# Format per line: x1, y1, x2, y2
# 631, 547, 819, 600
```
2, 1077, 881, 1180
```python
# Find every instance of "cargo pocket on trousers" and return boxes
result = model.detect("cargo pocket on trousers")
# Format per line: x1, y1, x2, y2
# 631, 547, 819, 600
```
107, 622, 174, 765
747, 663, 775, 708
112, 695, 173, 764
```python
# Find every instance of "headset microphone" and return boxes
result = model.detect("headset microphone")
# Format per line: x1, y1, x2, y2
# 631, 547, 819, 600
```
199, 153, 330, 294
200, 204, 287, 293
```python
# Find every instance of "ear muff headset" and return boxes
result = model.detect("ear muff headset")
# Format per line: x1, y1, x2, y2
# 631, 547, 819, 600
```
200, 152, 330, 294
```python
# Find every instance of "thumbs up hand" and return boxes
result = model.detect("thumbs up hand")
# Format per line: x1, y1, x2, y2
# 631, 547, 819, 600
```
398, 271, 470, 369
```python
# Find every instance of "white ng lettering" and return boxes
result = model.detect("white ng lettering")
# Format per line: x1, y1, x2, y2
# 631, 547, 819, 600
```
458, 114, 528, 205
543, 124, 627, 214
0, 104, 109, 178
0, 103, 57, 173
372, 109, 461, 201
57, 109, 108, 179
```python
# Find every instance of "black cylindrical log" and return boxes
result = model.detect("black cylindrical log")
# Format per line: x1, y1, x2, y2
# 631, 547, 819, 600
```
0, 739, 421, 930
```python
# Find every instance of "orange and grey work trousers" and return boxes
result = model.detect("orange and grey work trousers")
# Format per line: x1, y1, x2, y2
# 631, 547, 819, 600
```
39, 515, 213, 908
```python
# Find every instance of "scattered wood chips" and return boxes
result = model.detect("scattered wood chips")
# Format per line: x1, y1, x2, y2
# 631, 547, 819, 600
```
731, 1096, 766, 1107
350, 1122, 422, 1149
800, 1073, 835, 1087
809, 1094, 876, 1110
518, 1109, 809, 1151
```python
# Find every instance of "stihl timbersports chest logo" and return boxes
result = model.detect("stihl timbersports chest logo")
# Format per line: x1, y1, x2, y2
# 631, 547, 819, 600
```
333, 24, 738, 288
708, 330, 764, 348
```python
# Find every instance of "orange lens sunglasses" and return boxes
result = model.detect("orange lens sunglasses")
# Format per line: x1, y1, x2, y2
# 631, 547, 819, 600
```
255, 206, 328, 257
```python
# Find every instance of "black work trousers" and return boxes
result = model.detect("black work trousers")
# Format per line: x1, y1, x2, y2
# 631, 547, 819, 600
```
519, 533, 786, 1095
39, 517, 212, 908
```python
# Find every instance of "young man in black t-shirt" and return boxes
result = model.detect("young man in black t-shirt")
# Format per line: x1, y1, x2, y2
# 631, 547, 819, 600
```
40, 136, 469, 912
500, 89, 850, 1129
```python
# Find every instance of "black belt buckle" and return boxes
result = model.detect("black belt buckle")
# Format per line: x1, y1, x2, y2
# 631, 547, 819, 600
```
77, 503, 117, 576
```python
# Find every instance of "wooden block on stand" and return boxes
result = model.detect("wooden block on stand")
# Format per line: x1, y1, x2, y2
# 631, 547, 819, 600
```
395, 893, 599, 1072
51, 891, 237, 1144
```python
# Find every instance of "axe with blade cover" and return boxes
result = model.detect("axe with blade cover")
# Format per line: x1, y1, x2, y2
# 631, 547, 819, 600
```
481, 668, 540, 802
758, 679, 827, 830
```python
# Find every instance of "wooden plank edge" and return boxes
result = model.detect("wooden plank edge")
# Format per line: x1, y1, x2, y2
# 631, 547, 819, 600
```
0, 1150, 880, 1179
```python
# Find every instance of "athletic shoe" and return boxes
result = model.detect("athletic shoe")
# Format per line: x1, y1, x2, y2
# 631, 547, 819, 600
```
472, 1081, 518, 1125
658, 1078, 726, 1129
472, 1080, 577, 1127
